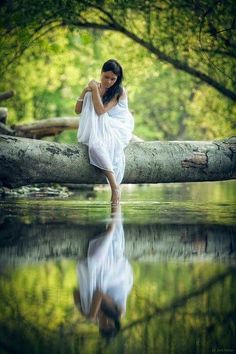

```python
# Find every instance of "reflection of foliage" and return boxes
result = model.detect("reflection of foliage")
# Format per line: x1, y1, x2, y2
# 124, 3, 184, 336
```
122, 263, 236, 354
0, 260, 235, 354
123, 268, 234, 330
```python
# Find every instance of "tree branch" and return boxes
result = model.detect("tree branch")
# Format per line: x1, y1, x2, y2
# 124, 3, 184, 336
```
122, 269, 235, 332
62, 13, 236, 101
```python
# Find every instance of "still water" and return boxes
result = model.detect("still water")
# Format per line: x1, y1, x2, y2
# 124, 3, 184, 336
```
0, 181, 235, 354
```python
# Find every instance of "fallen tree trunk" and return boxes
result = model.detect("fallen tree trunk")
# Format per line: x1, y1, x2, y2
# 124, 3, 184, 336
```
0, 122, 14, 135
9, 116, 142, 141
0, 91, 14, 101
0, 134, 235, 187
0, 111, 142, 141
12, 117, 79, 138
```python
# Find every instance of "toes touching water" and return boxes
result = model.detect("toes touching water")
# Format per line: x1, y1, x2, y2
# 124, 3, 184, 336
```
111, 187, 121, 205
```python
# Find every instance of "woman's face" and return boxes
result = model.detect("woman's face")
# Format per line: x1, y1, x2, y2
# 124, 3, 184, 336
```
100, 70, 118, 89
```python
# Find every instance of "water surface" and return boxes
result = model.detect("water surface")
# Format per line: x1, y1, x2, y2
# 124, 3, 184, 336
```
0, 181, 235, 354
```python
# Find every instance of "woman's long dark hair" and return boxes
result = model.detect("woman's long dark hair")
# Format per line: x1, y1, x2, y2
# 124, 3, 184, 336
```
99, 298, 121, 339
101, 59, 124, 105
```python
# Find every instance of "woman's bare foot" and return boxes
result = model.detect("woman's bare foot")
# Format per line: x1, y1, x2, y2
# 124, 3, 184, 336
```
111, 186, 121, 206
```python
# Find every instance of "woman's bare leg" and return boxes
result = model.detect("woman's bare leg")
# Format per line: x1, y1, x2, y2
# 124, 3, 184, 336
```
103, 170, 121, 205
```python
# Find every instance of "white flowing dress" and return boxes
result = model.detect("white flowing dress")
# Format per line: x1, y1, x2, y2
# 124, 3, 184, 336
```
77, 211, 133, 316
77, 89, 134, 184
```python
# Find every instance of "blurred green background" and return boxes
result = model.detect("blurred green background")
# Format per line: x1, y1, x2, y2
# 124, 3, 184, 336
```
0, 1, 235, 143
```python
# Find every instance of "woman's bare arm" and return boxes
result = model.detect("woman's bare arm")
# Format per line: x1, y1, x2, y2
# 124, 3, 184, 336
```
73, 288, 104, 320
88, 290, 103, 321
73, 289, 85, 315
75, 87, 91, 114
88, 80, 119, 115
76, 81, 126, 116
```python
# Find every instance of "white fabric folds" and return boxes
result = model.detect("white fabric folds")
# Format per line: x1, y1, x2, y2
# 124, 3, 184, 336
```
77, 90, 134, 184
77, 210, 133, 316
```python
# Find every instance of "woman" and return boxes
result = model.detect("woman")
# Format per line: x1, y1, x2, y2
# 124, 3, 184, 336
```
73, 205, 133, 338
75, 59, 134, 205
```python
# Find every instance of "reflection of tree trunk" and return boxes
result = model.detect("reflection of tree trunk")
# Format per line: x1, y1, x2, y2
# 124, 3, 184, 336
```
0, 134, 235, 187
122, 269, 235, 332
0, 222, 235, 266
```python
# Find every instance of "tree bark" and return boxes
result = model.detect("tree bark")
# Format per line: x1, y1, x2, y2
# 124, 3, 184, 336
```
0, 122, 14, 135
0, 134, 235, 187
8, 117, 142, 140
12, 116, 79, 139
0, 91, 14, 101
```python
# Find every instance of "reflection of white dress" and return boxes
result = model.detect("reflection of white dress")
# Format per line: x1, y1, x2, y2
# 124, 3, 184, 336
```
77, 90, 134, 184
77, 212, 133, 316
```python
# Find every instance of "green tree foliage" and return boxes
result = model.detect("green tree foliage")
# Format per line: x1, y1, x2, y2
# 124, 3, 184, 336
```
0, 1, 235, 141
1, 0, 235, 99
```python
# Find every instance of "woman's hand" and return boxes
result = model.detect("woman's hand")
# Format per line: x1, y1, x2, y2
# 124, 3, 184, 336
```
85, 85, 92, 92
88, 80, 99, 91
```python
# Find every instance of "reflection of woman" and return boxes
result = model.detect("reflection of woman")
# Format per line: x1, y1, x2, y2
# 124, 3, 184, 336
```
73, 205, 133, 338
75, 59, 134, 205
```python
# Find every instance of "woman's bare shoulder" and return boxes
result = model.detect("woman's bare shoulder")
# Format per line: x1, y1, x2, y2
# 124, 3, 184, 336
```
120, 87, 127, 100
